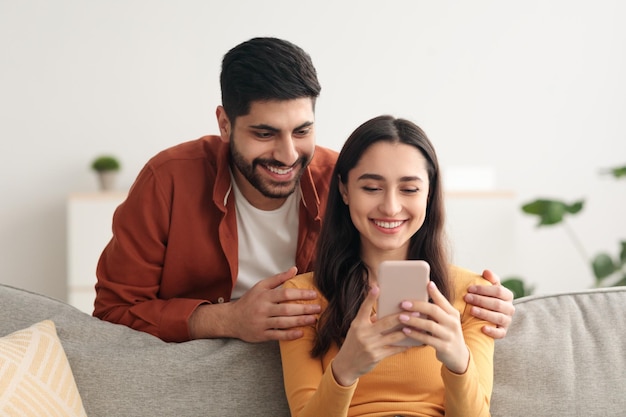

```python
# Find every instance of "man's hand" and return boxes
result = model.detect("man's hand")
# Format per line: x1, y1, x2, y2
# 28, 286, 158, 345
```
464, 269, 515, 339
189, 267, 321, 342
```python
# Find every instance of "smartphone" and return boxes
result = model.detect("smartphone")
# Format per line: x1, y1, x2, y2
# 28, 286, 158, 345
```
377, 260, 430, 346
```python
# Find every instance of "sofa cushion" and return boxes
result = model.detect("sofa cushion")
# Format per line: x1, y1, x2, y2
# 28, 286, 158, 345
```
491, 286, 626, 417
0, 284, 290, 417
0, 320, 87, 417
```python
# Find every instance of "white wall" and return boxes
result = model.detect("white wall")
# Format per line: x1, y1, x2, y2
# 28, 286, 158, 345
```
1, 0, 625, 301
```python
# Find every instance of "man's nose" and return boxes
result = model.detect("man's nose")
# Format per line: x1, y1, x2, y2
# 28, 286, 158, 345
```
274, 135, 299, 166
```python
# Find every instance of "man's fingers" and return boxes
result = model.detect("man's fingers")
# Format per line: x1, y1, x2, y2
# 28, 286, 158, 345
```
465, 290, 516, 318
470, 305, 512, 329
265, 328, 305, 341
272, 299, 321, 316
268, 313, 318, 330
481, 324, 508, 340
480, 269, 501, 285
468, 283, 514, 302
260, 266, 299, 290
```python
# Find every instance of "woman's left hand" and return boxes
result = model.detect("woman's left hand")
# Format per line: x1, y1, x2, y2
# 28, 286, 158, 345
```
398, 281, 469, 374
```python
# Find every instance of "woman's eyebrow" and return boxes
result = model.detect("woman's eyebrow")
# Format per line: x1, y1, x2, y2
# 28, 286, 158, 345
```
357, 173, 384, 181
357, 173, 424, 182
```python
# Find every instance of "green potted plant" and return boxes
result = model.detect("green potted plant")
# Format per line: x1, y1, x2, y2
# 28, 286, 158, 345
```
91, 155, 121, 191
503, 164, 626, 298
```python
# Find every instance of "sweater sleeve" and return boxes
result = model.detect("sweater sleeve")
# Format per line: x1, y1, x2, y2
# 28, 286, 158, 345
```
279, 275, 357, 417
93, 164, 205, 342
440, 271, 495, 416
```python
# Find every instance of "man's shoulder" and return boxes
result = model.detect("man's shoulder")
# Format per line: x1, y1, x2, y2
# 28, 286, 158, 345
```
306, 146, 337, 188
149, 135, 223, 167
310, 145, 338, 167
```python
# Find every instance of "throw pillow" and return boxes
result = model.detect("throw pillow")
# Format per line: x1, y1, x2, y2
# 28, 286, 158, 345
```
0, 320, 87, 417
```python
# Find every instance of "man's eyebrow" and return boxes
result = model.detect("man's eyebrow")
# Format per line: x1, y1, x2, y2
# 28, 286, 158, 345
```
249, 121, 314, 132
249, 123, 279, 132
293, 121, 314, 131
357, 173, 424, 182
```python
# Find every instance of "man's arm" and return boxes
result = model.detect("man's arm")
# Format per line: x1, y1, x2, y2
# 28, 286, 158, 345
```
464, 269, 516, 339
189, 267, 321, 342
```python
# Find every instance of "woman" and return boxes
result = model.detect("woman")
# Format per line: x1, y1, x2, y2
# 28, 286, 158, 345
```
279, 115, 493, 416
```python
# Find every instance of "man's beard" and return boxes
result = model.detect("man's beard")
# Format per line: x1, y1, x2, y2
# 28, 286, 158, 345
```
230, 140, 312, 199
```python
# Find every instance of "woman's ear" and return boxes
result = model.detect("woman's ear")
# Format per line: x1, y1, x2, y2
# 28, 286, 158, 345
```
216, 106, 231, 143
338, 177, 349, 205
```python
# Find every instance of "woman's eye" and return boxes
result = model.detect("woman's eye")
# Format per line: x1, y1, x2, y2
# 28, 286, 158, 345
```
402, 188, 419, 194
362, 186, 380, 192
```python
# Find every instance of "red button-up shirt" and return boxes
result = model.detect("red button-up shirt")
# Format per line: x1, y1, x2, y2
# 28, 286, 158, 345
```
94, 135, 337, 342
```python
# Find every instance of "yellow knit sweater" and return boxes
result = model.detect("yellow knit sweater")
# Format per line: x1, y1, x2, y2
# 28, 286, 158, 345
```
279, 265, 494, 417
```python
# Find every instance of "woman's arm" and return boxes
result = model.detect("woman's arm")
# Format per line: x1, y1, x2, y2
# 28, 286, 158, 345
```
443, 274, 494, 417
279, 276, 356, 417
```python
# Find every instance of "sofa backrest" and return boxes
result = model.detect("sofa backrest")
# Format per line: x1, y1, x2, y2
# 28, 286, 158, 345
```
491, 286, 626, 417
0, 284, 290, 417
2, 283, 626, 416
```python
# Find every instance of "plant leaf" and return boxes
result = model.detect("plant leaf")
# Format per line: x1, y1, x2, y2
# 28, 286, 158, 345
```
620, 241, 626, 266
521, 199, 584, 226
607, 165, 626, 179
502, 277, 533, 299
565, 201, 584, 214
592, 253, 616, 281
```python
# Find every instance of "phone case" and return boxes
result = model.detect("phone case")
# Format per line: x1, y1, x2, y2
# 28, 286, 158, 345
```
377, 260, 430, 346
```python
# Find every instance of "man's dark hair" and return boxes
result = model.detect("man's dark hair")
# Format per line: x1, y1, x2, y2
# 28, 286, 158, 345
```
220, 37, 321, 122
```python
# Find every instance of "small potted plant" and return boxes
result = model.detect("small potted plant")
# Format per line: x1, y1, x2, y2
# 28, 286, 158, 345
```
91, 155, 121, 191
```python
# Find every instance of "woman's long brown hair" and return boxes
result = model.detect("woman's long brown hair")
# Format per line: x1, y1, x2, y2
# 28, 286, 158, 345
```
312, 115, 450, 358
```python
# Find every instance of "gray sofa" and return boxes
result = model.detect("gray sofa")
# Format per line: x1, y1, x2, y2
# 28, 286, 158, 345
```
1, 283, 625, 416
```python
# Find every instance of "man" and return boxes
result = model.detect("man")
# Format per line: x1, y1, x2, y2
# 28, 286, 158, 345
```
94, 37, 514, 343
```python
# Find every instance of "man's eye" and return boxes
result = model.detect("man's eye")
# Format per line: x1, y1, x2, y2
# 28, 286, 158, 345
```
255, 131, 273, 139
294, 128, 311, 137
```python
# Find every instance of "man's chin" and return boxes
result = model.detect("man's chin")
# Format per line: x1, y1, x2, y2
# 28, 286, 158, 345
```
260, 183, 298, 199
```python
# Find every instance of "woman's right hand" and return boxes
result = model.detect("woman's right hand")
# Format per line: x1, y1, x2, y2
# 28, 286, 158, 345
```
330, 286, 409, 386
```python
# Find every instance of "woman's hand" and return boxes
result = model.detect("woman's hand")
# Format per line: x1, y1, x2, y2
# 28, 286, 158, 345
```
398, 281, 470, 374
331, 286, 409, 386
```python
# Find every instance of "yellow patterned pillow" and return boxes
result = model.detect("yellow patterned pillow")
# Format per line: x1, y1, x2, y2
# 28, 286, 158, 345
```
0, 320, 87, 417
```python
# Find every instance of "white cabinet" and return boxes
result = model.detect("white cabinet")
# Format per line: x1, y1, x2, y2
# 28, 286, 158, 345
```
66, 192, 126, 314
66, 190, 516, 314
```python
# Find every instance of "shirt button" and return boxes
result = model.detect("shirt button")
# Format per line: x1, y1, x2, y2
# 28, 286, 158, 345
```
217, 297, 225, 304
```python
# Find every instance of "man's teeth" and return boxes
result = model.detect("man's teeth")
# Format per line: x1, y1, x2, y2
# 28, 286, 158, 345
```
267, 166, 293, 175
374, 220, 403, 229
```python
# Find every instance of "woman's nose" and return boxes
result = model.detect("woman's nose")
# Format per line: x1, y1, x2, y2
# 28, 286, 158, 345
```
380, 191, 402, 216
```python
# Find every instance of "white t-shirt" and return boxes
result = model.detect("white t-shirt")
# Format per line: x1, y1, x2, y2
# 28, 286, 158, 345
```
230, 173, 300, 299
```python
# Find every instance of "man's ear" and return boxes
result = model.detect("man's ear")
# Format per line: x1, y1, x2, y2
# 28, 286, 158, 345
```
216, 106, 231, 143
338, 177, 349, 205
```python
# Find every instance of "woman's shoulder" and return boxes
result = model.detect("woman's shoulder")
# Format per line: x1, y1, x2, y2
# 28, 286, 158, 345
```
283, 272, 327, 307
283, 271, 316, 291
448, 265, 491, 305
